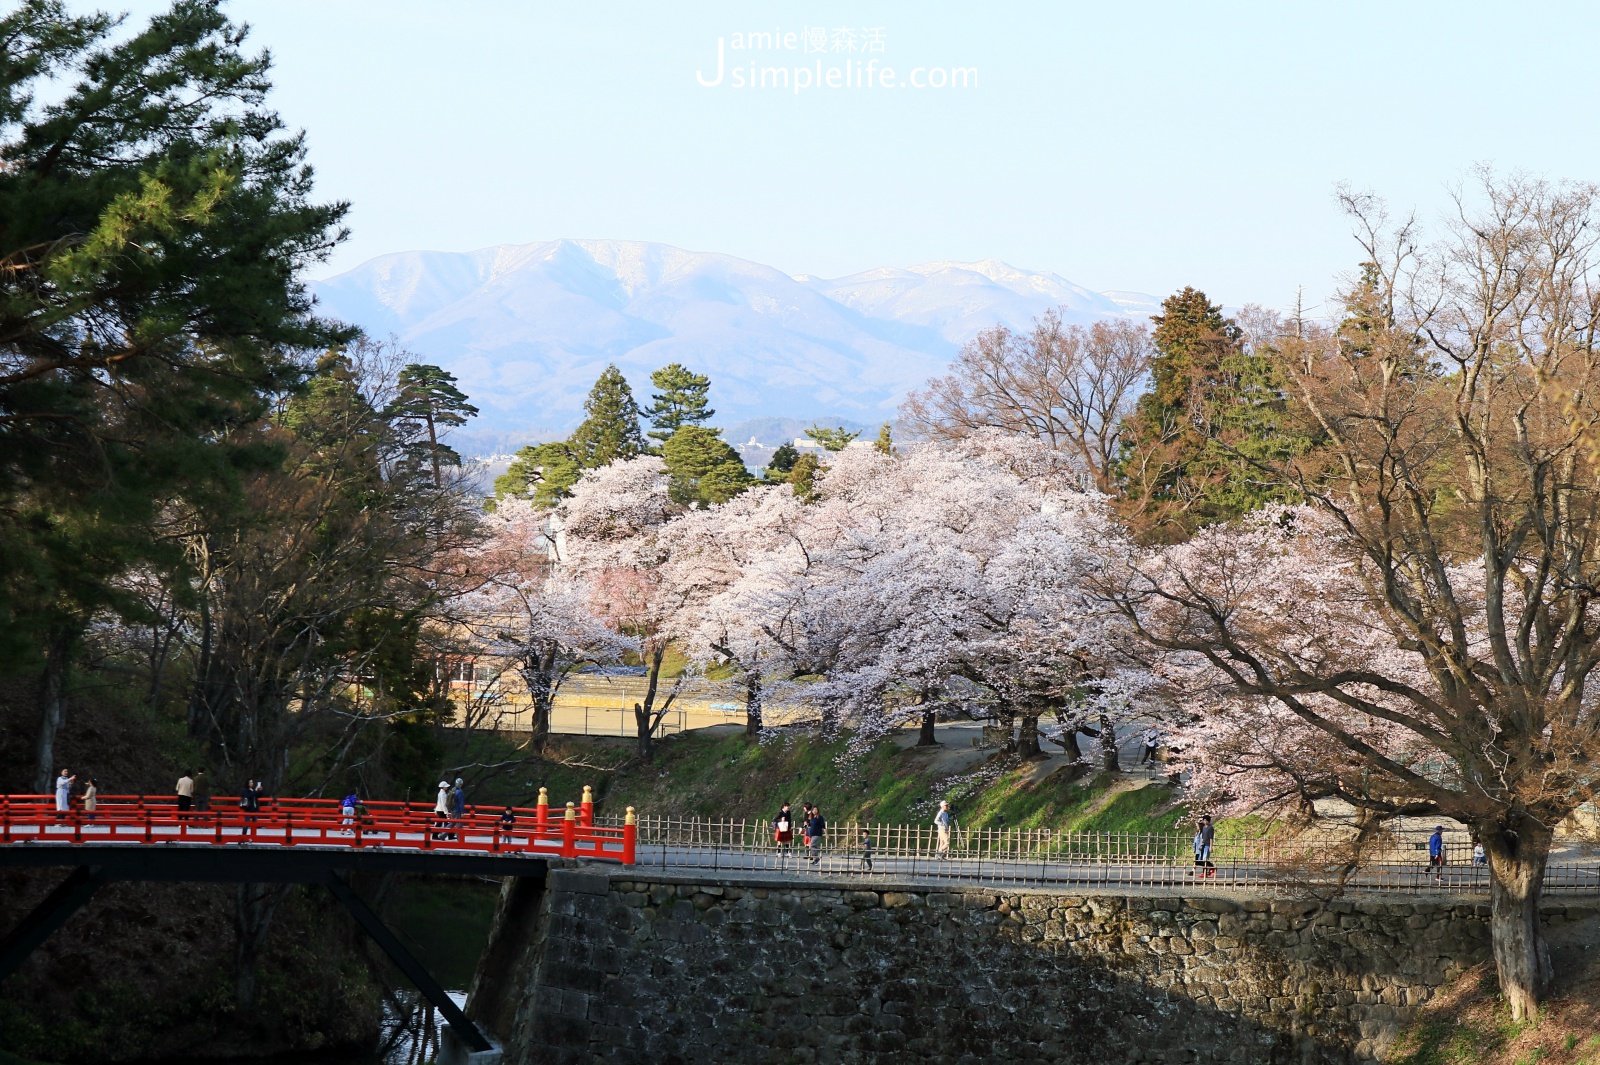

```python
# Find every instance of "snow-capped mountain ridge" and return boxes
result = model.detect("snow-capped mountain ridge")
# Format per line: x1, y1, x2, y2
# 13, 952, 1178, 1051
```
309, 239, 1157, 448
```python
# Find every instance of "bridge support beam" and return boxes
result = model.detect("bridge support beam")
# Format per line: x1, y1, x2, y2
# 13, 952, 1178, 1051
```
323, 871, 498, 1062
0, 865, 106, 984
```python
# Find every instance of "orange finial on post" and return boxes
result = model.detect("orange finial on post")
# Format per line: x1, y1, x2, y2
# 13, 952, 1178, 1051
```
536, 786, 549, 831
623, 806, 637, 864
580, 785, 594, 827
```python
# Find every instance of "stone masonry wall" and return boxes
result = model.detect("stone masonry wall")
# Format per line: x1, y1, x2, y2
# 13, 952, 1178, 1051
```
472, 868, 1597, 1065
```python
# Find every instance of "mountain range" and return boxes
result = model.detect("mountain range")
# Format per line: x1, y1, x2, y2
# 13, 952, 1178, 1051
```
308, 239, 1158, 452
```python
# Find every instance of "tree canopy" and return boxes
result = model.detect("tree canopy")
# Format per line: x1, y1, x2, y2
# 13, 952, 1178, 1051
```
646, 362, 714, 443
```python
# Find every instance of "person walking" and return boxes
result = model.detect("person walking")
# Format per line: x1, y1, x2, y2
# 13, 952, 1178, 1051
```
1473, 840, 1486, 867
772, 802, 796, 865
934, 801, 954, 859
449, 778, 466, 840
193, 769, 211, 815
175, 770, 195, 817
859, 830, 874, 872
433, 780, 450, 840
1193, 815, 1216, 878
805, 806, 826, 867
54, 769, 75, 818
82, 777, 97, 821
1140, 728, 1160, 765
1428, 826, 1446, 882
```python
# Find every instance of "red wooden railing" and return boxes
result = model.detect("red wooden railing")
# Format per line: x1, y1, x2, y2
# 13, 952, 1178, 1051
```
0, 785, 635, 864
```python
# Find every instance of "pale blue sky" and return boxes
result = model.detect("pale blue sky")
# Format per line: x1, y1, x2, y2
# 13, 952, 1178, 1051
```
109, 1, 1600, 314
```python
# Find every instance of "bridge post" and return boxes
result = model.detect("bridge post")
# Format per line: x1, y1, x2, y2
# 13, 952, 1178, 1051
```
624, 807, 637, 864
322, 871, 498, 1060
580, 786, 593, 827
0, 866, 107, 985
535, 788, 548, 831
561, 802, 576, 857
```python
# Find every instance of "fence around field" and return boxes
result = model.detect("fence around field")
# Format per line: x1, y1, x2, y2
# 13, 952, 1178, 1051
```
621, 816, 1600, 896
0, 794, 636, 864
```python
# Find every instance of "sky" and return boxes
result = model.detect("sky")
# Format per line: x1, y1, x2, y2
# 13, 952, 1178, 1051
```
108, 1, 1600, 316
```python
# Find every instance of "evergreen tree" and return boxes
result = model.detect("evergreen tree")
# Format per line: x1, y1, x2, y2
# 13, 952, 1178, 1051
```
874, 423, 894, 455
646, 362, 714, 443
662, 425, 752, 505
764, 441, 799, 481
1115, 288, 1307, 536
384, 364, 478, 486
786, 453, 822, 501
806, 424, 860, 451
494, 441, 584, 508
569, 365, 646, 467
0, 0, 351, 787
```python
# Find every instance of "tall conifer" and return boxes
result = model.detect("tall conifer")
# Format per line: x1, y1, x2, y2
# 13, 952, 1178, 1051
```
570, 364, 646, 467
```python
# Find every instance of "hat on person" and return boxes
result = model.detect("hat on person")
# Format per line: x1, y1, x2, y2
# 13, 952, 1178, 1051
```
439, 781, 449, 789
940, 801, 950, 808
455, 777, 464, 785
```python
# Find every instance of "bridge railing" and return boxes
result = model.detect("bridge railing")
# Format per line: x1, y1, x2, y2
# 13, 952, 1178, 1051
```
0, 791, 636, 864
618, 816, 1600, 896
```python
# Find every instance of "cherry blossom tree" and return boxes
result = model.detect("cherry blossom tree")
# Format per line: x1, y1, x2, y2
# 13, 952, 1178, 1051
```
456, 495, 626, 749
559, 457, 691, 759
1106, 174, 1600, 1018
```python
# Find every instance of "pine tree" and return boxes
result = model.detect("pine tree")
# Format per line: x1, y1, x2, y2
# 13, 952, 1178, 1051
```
0, 0, 351, 787
662, 426, 752, 505
874, 423, 894, 455
494, 441, 584, 507
646, 363, 714, 443
764, 441, 799, 481
384, 364, 478, 487
806, 424, 860, 451
570, 365, 646, 467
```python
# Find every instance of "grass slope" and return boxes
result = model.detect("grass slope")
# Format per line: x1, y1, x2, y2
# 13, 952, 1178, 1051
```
487, 727, 1193, 835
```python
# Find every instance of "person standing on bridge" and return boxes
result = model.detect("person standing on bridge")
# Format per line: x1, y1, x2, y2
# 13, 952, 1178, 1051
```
175, 770, 195, 817
54, 769, 75, 818
82, 777, 96, 820
433, 780, 450, 840
1428, 826, 1445, 883
1193, 815, 1215, 878
934, 801, 954, 858
341, 791, 359, 834
449, 778, 466, 838
805, 806, 825, 867
193, 769, 211, 815
772, 804, 795, 849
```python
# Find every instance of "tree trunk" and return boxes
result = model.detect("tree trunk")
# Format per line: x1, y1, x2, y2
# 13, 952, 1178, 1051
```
521, 644, 556, 751
1484, 819, 1554, 1021
32, 629, 75, 793
744, 668, 762, 740
1098, 712, 1120, 772
917, 709, 938, 747
635, 644, 668, 760
1018, 713, 1043, 760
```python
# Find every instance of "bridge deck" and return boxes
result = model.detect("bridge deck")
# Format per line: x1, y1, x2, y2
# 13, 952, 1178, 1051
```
0, 794, 635, 864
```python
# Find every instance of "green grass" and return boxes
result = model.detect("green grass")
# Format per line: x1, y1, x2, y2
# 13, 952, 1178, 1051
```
594, 729, 1192, 833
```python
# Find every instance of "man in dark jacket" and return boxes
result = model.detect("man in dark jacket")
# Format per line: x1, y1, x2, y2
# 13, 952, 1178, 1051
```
805, 808, 826, 866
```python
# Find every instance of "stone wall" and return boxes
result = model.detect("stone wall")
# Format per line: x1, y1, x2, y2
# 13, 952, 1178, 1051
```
470, 868, 1596, 1065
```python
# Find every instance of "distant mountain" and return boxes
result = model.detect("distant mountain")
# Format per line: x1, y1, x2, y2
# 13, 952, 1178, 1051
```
308, 240, 1156, 453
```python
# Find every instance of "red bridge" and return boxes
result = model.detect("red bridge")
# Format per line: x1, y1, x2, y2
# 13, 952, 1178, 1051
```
0, 788, 637, 862
0, 788, 631, 1063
